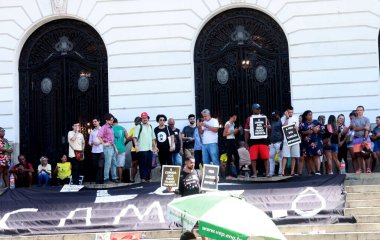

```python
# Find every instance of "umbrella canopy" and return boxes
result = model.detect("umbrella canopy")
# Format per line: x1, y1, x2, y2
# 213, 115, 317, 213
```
167, 192, 286, 240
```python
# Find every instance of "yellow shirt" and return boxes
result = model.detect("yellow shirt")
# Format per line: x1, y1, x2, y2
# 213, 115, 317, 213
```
57, 162, 71, 180
129, 127, 136, 152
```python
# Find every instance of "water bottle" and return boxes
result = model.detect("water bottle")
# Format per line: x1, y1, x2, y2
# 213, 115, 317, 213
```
9, 173, 15, 189
340, 159, 346, 174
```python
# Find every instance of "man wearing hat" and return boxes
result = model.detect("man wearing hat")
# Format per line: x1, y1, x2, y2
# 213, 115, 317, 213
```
132, 112, 158, 182
244, 103, 270, 177
269, 110, 283, 177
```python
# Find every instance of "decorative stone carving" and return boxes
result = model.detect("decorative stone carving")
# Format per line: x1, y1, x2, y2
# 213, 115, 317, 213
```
78, 75, 90, 92
255, 65, 267, 83
55, 36, 73, 55
231, 25, 250, 45
51, 0, 67, 14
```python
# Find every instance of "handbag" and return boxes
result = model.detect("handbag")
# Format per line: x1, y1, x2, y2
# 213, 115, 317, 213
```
74, 150, 84, 161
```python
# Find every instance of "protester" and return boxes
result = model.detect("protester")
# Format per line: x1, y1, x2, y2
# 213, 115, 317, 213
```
223, 113, 240, 179
10, 155, 34, 188
193, 118, 203, 169
238, 141, 252, 177
127, 116, 142, 182
68, 122, 85, 185
337, 114, 348, 172
280, 106, 300, 176
54, 154, 71, 185
177, 157, 202, 197
300, 110, 325, 175
133, 112, 158, 182
168, 118, 182, 166
323, 115, 341, 174
181, 114, 196, 159
37, 156, 51, 187
154, 114, 175, 168
88, 117, 104, 184
198, 109, 220, 166
370, 116, 380, 171
345, 111, 358, 172
268, 110, 282, 176
244, 103, 270, 177
351, 106, 372, 173
0, 127, 12, 188
318, 115, 326, 126
98, 113, 118, 183
113, 118, 128, 182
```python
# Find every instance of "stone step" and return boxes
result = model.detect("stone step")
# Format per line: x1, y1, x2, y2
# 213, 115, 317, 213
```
345, 207, 380, 216
278, 223, 380, 234
346, 192, 380, 200
355, 215, 380, 223
346, 199, 380, 208
345, 185, 380, 193
286, 232, 380, 240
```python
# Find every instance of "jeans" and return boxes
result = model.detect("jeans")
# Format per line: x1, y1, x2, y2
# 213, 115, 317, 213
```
137, 151, 153, 181
38, 172, 49, 187
225, 139, 239, 177
269, 142, 282, 176
171, 152, 182, 166
202, 143, 219, 166
103, 145, 117, 181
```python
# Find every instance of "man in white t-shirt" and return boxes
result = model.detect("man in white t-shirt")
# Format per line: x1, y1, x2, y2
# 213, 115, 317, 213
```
68, 122, 85, 184
197, 109, 219, 165
280, 106, 300, 176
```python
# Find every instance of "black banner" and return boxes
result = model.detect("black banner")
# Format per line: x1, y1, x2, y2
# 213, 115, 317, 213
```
161, 165, 181, 188
0, 175, 350, 236
201, 165, 219, 191
282, 124, 301, 146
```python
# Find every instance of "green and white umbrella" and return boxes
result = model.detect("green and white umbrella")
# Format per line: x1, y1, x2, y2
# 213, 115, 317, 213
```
167, 192, 286, 240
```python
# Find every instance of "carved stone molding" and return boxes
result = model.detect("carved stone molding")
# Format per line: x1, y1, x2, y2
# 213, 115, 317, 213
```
51, 0, 67, 14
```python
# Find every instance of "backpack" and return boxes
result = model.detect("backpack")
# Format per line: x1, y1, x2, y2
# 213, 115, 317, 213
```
134, 123, 153, 147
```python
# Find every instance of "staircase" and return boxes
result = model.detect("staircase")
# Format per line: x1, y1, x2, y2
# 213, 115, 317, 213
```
281, 173, 380, 240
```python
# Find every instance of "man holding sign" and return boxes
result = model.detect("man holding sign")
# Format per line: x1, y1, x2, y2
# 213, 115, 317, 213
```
245, 103, 270, 178
178, 157, 202, 197
280, 106, 301, 176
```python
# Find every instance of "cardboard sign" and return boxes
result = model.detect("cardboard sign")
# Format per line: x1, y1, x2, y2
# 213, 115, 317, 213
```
60, 184, 84, 192
201, 164, 219, 191
282, 124, 301, 146
161, 165, 181, 188
251, 116, 268, 139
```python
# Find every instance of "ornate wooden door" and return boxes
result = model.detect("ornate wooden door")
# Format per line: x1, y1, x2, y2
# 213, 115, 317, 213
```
194, 8, 290, 127
19, 19, 108, 168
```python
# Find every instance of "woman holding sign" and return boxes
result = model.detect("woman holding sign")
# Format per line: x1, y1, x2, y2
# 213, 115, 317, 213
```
300, 110, 325, 175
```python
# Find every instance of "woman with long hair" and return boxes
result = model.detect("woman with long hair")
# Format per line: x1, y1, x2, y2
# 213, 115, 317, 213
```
323, 115, 341, 174
337, 114, 349, 172
300, 110, 325, 175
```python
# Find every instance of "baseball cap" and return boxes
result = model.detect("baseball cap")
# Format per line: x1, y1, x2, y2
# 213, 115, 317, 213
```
140, 112, 149, 118
271, 110, 281, 116
252, 103, 261, 109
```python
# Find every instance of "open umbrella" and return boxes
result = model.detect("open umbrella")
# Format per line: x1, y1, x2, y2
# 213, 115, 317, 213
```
167, 192, 286, 240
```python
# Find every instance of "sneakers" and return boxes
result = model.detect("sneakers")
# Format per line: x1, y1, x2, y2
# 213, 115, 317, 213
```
366, 168, 372, 173
250, 174, 257, 178
315, 172, 321, 176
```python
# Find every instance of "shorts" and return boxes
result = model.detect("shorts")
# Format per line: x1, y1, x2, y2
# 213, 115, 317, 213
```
131, 151, 138, 161
282, 142, 300, 158
0, 159, 10, 167
353, 142, 372, 153
249, 144, 269, 160
330, 144, 338, 153
374, 143, 380, 152
116, 152, 126, 167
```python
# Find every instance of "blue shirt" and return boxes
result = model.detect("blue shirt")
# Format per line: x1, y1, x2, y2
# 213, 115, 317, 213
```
194, 128, 202, 150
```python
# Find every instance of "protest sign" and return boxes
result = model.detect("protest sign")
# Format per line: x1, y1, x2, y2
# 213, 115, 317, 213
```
161, 165, 181, 188
201, 164, 219, 191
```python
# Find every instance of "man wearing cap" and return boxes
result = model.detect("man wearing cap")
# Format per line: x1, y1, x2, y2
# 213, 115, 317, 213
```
281, 106, 300, 176
133, 112, 158, 182
244, 103, 270, 177
269, 110, 283, 177
198, 109, 220, 166
127, 116, 142, 182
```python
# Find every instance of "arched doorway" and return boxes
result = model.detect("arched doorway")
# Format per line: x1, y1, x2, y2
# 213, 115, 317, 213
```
194, 8, 290, 126
19, 19, 108, 168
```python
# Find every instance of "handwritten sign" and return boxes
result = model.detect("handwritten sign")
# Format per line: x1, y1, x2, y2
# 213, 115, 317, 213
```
251, 116, 268, 139
282, 124, 301, 146
201, 164, 219, 191
161, 165, 181, 188
60, 184, 84, 192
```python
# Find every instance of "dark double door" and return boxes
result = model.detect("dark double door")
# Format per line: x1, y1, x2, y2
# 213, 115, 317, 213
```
194, 8, 291, 127
19, 20, 108, 168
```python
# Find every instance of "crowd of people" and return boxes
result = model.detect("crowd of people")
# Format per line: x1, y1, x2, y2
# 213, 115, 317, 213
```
0, 103, 379, 188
